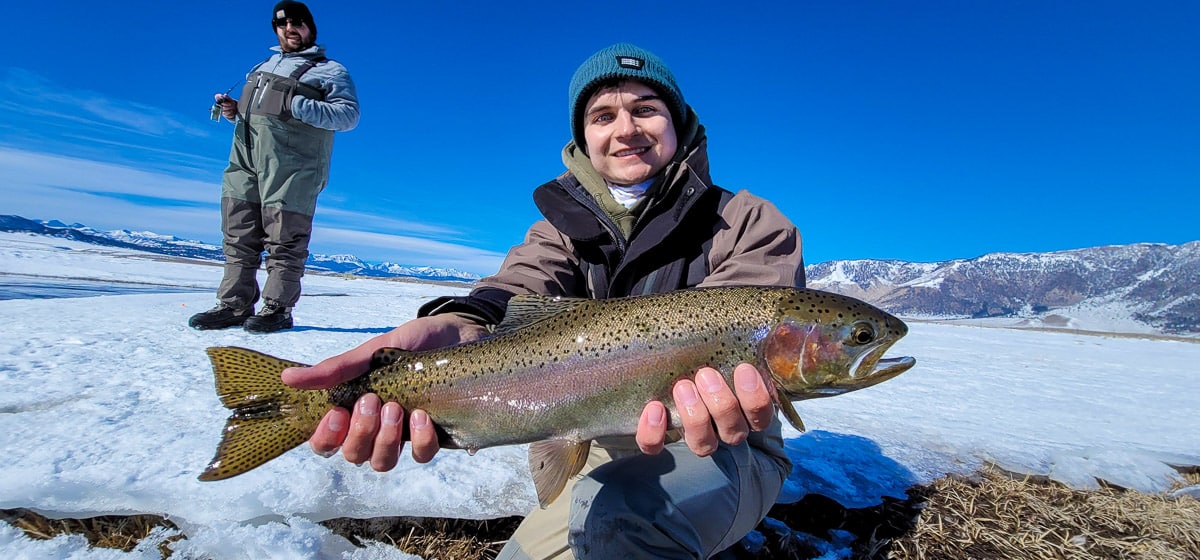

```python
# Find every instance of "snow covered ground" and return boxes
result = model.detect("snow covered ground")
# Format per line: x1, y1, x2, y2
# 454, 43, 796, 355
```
1, 231, 1198, 559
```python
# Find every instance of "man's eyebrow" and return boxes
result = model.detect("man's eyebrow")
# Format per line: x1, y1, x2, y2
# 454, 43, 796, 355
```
587, 95, 664, 115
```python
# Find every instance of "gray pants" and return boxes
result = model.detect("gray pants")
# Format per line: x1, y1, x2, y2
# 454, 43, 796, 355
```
217, 197, 313, 309
497, 438, 787, 559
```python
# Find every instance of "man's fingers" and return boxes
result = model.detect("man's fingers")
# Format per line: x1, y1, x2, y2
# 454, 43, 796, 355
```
732, 363, 775, 431
281, 350, 364, 389
282, 334, 392, 389
340, 394, 382, 465
636, 401, 669, 455
695, 368, 750, 446
408, 410, 439, 464
370, 402, 405, 472
281, 366, 332, 389
674, 379, 718, 456
309, 408, 349, 457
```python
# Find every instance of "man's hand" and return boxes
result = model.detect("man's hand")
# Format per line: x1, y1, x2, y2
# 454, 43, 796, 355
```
213, 93, 238, 121
281, 313, 488, 471
635, 363, 775, 456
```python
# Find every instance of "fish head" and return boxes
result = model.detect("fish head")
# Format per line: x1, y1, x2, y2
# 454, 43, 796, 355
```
761, 291, 915, 404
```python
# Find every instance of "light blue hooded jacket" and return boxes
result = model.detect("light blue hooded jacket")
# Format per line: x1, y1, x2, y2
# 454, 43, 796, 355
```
247, 44, 359, 131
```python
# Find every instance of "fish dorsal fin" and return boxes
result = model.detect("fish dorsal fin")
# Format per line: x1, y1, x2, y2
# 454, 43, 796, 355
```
369, 347, 416, 370
528, 439, 592, 508
495, 294, 591, 336
775, 393, 807, 433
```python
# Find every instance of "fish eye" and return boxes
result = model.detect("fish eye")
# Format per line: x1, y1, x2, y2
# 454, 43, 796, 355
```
849, 322, 876, 345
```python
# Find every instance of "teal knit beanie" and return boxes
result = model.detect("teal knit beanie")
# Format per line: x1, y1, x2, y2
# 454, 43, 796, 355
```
569, 43, 688, 155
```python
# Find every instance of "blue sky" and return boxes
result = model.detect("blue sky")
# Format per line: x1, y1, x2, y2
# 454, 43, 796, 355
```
2, 1, 1197, 276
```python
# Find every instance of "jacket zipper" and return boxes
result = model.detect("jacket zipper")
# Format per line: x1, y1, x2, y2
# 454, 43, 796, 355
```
559, 180, 628, 260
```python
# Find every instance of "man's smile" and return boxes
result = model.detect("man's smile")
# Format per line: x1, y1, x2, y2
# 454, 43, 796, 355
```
614, 147, 650, 157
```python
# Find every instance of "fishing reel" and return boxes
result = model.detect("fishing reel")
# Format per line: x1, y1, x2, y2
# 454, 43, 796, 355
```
211, 83, 239, 122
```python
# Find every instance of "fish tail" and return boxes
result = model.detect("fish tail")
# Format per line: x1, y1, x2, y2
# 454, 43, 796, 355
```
198, 346, 323, 481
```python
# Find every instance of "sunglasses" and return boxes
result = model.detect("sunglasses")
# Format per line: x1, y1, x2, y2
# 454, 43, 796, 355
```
273, 17, 307, 28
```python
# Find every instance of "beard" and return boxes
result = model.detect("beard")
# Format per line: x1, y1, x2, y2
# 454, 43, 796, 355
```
278, 33, 313, 53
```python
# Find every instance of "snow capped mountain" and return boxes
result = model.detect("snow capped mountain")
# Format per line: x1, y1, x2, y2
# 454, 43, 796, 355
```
306, 253, 481, 283
0, 215, 481, 284
808, 242, 1200, 336
4, 214, 1195, 336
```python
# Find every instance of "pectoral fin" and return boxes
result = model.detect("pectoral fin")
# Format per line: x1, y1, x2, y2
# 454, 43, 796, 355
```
776, 393, 807, 433
528, 439, 591, 508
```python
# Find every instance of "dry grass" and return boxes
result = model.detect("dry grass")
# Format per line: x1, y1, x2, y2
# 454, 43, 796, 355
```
886, 468, 1200, 560
322, 516, 521, 560
5, 468, 1198, 559
0, 509, 184, 555
0, 509, 520, 560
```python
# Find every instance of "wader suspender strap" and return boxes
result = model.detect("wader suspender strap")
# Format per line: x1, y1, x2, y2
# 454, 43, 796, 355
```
243, 56, 328, 158
290, 59, 318, 79
288, 56, 325, 85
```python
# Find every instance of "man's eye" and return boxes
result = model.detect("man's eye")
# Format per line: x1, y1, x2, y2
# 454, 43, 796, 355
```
633, 106, 658, 116
592, 113, 614, 124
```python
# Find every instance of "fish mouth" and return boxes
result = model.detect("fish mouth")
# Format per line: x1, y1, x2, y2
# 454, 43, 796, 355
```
873, 356, 916, 378
848, 344, 916, 383
794, 351, 915, 399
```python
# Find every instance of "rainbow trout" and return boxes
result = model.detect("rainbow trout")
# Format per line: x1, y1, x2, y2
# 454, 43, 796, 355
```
199, 286, 915, 506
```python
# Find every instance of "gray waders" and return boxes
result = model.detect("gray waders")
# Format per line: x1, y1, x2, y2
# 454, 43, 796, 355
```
496, 429, 788, 560
217, 61, 333, 310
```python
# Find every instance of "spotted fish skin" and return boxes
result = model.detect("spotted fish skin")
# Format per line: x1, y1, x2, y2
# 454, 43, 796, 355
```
199, 286, 915, 506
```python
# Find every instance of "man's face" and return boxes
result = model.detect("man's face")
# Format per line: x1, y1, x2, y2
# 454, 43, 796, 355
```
583, 80, 677, 186
274, 16, 313, 52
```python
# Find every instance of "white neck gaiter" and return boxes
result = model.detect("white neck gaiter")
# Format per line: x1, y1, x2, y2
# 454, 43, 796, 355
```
608, 179, 654, 209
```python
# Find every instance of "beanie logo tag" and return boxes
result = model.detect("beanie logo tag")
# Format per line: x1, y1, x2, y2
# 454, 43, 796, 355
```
616, 56, 645, 70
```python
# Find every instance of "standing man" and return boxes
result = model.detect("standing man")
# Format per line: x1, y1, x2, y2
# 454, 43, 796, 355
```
190, 0, 359, 333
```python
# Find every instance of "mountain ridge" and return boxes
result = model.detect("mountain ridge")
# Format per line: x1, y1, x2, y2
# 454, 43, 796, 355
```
806, 241, 1200, 336
3, 214, 1195, 336
0, 215, 481, 284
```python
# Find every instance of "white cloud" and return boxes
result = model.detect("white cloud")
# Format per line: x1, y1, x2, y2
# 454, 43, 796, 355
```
312, 225, 506, 273
1, 147, 217, 204
1, 146, 505, 275
0, 68, 212, 139
317, 207, 465, 238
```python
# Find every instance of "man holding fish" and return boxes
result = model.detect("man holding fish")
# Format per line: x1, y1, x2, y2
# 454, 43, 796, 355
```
285, 43, 809, 559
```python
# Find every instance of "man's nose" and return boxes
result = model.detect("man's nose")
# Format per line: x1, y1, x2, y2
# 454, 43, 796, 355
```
614, 110, 639, 137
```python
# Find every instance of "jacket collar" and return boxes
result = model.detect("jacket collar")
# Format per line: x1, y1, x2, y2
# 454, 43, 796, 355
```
270, 44, 325, 58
